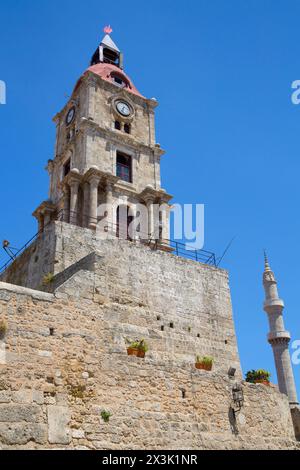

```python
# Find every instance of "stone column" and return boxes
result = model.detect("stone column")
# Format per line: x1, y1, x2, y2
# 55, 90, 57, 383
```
160, 203, 170, 241
89, 177, 99, 229
63, 185, 70, 223
82, 182, 90, 228
129, 204, 139, 241
146, 199, 154, 239
106, 181, 113, 231
69, 179, 79, 225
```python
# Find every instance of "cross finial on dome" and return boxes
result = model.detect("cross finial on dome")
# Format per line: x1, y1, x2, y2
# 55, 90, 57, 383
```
104, 25, 113, 35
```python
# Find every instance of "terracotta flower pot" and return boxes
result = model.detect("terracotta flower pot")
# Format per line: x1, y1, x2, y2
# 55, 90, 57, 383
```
127, 347, 139, 357
195, 362, 212, 371
137, 350, 145, 358
127, 348, 145, 358
254, 379, 270, 386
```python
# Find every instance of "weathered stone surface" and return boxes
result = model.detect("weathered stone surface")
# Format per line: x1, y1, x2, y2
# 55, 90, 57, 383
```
37, 350, 52, 358
0, 423, 47, 445
32, 391, 44, 405
0, 392, 11, 403
0, 404, 41, 423
47, 406, 71, 444
72, 429, 85, 439
291, 406, 300, 441
0, 225, 298, 449
13, 389, 32, 404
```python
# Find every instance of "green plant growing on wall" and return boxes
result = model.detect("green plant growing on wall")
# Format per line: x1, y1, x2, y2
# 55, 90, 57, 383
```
42, 272, 55, 286
245, 369, 271, 384
101, 410, 112, 423
0, 319, 7, 340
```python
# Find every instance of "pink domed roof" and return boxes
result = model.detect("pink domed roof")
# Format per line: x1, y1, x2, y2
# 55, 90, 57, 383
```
75, 63, 144, 98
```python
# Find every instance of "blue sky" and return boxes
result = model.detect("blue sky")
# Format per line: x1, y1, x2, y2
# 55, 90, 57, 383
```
0, 0, 299, 393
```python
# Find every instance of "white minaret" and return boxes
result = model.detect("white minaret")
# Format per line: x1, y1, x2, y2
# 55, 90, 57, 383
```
263, 252, 299, 405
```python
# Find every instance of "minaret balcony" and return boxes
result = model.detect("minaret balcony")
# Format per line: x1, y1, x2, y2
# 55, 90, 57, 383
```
268, 331, 291, 343
263, 298, 284, 310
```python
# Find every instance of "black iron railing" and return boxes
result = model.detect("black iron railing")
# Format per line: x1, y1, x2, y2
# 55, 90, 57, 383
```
103, 221, 217, 266
0, 228, 44, 274
0, 210, 217, 274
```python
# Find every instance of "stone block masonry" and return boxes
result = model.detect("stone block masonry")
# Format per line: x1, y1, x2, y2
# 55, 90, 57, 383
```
0, 277, 297, 449
0, 223, 299, 449
1, 221, 242, 377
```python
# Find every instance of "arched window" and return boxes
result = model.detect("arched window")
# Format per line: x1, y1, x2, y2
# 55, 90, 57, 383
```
115, 121, 121, 130
124, 123, 131, 134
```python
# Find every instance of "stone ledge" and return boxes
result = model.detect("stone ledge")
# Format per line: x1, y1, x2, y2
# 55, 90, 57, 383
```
0, 282, 54, 302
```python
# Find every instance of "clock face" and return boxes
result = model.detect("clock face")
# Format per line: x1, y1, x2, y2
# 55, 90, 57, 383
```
66, 107, 75, 126
116, 101, 131, 117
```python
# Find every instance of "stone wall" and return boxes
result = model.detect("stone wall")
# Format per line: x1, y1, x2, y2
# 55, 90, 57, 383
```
0, 282, 297, 449
0, 233, 299, 449
0, 225, 56, 290
1, 222, 242, 376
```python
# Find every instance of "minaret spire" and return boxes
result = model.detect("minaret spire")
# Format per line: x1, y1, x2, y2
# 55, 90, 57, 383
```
262, 253, 298, 406
264, 249, 271, 272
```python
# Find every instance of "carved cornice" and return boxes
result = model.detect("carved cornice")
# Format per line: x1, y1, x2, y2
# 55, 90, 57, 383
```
62, 169, 82, 187
78, 117, 166, 156
83, 167, 115, 185
114, 181, 138, 196
139, 186, 173, 204
32, 200, 56, 218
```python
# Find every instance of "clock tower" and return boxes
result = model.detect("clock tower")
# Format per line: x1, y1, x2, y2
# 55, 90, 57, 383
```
33, 27, 172, 240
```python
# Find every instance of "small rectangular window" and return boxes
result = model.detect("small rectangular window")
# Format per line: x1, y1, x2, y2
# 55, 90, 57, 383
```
116, 152, 132, 183
63, 159, 71, 177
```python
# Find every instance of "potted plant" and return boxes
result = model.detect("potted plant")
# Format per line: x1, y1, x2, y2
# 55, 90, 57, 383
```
245, 369, 271, 386
126, 339, 149, 358
195, 355, 213, 371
